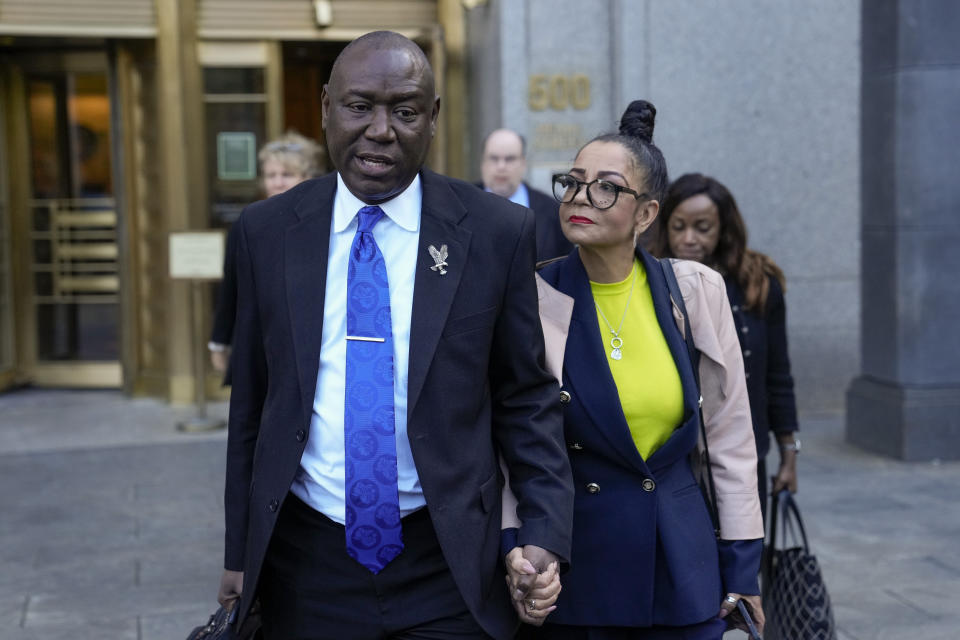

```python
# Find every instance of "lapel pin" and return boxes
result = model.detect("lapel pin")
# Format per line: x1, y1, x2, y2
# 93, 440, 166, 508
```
428, 244, 448, 275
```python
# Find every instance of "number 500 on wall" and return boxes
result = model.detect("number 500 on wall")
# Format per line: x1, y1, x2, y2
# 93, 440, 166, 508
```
528, 74, 591, 111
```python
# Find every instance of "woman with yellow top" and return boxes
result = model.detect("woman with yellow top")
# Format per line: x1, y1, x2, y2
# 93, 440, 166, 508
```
522, 100, 764, 639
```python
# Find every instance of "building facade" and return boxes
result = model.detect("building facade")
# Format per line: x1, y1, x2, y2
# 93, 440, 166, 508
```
3, 0, 958, 459
0, 0, 468, 401
465, 0, 862, 415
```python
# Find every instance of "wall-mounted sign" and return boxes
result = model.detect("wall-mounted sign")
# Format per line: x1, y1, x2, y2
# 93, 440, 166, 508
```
169, 231, 225, 280
216, 132, 257, 180
528, 74, 591, 111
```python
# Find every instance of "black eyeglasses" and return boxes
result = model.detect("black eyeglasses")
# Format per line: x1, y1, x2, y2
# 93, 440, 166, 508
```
551, 174, 646, 210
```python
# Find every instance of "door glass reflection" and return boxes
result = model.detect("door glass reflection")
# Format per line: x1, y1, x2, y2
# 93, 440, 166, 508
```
27, 72, 118, 363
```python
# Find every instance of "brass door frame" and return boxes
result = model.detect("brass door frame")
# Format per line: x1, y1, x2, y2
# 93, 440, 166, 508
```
197, 40, 283, 140
4, 50, 122, 388
1, 61, 32, 388
0, 66, 17, 390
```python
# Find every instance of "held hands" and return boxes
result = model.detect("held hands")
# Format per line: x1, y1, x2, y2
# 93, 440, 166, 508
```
504, 545, 561, 626
217, 569, 244, 611
718, 592, 765, 635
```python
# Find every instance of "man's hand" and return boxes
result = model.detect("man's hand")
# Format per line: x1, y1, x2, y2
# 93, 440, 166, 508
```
521, 545, 559, 574
218, 569, 244, 610
504, 548, 560, 626
505, 544, 560, 596
718, 593, 765, 635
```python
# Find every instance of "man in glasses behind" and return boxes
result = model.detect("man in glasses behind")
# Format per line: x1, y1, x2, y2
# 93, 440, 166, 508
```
479, 128, 573, 261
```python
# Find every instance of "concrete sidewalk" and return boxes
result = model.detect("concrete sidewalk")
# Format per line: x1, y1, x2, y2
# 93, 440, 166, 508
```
0, 390, 229, 640
1, 389, 958, 639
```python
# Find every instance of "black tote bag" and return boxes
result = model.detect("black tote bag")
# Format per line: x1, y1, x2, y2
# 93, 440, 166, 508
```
763, 490, 837, 640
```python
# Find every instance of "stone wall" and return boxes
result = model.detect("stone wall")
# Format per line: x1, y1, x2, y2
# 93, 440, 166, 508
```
466, 0, 862, 414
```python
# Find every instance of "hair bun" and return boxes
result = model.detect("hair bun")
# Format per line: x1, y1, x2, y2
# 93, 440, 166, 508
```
619, 100, 656, 143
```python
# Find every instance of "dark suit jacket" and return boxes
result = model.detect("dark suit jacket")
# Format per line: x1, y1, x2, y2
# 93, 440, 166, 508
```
526, 183, 573, 262
476, 182, 573, 262
210, 224, 240, 385
210, 224, 239, 348
538, 248, 758, 627
725, 275, 799, 459
224, 170, 574, 639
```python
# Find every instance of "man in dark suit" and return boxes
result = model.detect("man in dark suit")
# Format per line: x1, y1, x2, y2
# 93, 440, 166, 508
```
479, 128, 573, 262
217, 31, 573, 640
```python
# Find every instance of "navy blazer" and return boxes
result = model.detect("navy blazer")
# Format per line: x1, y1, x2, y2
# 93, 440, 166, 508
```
224, 170, 574, 639
725, 276, 798, 459
538, 247, 756, 628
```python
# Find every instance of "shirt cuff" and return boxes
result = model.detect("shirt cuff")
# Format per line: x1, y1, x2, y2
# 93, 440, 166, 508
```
500, 527, 519, 559
208, 341, 228, 352
718, 538, 763, 595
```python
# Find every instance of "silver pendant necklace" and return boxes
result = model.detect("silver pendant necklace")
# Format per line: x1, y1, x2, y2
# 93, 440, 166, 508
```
594, 266, 638, 361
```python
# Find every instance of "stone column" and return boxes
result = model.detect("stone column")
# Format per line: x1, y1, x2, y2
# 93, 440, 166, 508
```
847, 0, 960, 460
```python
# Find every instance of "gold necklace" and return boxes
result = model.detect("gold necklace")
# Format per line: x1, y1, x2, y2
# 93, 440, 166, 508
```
594, 266, 637, 361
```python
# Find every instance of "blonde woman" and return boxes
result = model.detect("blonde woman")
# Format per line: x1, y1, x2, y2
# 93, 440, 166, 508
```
209, 132, 325, 378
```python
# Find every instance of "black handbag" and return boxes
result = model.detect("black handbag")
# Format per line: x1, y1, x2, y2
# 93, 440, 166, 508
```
763, 490, 837, 640
186, 602, 262, 640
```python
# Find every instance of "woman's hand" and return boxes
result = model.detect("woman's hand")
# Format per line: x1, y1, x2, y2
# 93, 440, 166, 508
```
772, 453, 797, 493
504, 548, 561, 626
773, 433, 799, 493
718, 592, 764, 634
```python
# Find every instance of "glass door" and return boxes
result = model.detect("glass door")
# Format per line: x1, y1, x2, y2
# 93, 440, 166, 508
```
22, 60, 121, 387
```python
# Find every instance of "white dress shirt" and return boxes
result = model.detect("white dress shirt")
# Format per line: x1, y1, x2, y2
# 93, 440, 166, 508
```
291, 174, 424, 523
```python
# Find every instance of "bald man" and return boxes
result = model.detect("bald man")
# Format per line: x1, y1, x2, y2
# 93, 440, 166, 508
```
218, 32, 573, 640
480, 128, 573, 262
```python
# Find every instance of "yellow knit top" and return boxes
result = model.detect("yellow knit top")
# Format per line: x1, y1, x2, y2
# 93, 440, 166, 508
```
590, 260, 684, 459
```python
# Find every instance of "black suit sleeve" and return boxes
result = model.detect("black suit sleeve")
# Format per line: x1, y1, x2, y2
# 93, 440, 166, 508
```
223, 213, 268, 571
489, 208, 574, 561
210, 224, 240, 345
764, 276, 799, 433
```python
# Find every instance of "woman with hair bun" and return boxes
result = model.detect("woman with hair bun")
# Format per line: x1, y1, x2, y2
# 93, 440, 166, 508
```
517, 101, 764, 638
655, 173, 800, 519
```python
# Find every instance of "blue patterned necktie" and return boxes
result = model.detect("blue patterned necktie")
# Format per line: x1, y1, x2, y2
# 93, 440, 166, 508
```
344, 205, 403, 573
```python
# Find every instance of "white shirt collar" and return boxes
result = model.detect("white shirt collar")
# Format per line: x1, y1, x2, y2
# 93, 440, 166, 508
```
333, 173, 422, 233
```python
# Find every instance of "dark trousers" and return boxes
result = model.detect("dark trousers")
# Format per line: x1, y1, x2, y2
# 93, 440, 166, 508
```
259, 494, 491, 640
520, 618, 727, 640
